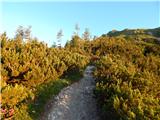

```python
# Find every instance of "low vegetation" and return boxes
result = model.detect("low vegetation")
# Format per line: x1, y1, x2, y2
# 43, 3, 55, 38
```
92, 31, 160, 119
1, 26, 160, 119
0, 31, 89, 119
66, 27, 160, 119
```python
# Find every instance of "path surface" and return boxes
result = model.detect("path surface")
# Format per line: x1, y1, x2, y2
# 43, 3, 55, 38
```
41, 66, 99, 120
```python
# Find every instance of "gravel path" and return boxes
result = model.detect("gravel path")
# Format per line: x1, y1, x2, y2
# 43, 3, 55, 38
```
41, 66, 99, 120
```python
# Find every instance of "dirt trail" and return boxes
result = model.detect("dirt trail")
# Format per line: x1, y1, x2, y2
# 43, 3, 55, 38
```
41, 66, 99, 120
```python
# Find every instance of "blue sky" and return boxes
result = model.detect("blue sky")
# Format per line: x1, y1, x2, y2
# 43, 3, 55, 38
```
1, 1, 160, 47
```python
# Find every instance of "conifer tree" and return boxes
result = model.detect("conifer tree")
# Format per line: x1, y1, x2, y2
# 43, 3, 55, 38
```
82, 28, 91, 40
15, 26, 31, 41
57, 29, 63, 48
74, 23, 80, 36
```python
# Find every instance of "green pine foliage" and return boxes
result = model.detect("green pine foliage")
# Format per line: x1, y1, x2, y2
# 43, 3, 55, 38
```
92, 35, 160, 119
1, 26, 160, 120
0, 32, 89, 119
65, 27, 160, 119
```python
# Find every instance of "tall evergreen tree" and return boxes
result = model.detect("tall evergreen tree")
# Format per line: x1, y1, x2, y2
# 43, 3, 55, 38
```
15, 26, 31, 41
74, 23, 80, 36
82, 28, 91, 40
57, 29, 63, 48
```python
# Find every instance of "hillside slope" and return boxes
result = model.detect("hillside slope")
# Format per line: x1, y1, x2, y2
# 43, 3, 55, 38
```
107, 27, 160, 37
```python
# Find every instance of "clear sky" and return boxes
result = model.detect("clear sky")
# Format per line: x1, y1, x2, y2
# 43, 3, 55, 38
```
1, 0, 160, 47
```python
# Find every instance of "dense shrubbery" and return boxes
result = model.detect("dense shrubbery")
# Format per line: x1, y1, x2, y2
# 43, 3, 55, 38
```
1, 27, 160, 120
0, 32, 89, 119
64, 28, 160, 119
92, 36, 160, 119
